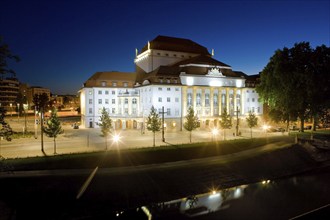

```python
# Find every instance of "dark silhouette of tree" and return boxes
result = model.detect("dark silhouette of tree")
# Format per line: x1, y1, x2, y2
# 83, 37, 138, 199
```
246, 111, 258, 138
43, 109, 64, 154
219, 108, 232, 140
0, 37, 20, 78
183, 106, 199, 143
99, 107, 112, 150
33, 93, 49, 153
0, 107, 13, 157
257, 42, 330, 132
146, 106, 161, 147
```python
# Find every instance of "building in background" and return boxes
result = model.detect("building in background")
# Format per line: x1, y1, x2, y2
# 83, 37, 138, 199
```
80, 36, 263, 130
0, 76, 19, 113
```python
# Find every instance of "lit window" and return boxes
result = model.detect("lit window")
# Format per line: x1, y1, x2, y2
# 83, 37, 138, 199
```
112, 82, 117, 87
101, 81, 106, 87
123, 82, 128, 87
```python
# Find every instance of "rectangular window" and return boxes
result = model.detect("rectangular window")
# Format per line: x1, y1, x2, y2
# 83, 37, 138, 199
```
252, 107, 255, 112
158, 97, 162, 102
112, 99, 115, 104
257, 107, 260, 113
112, 90, 115, 95
132, 108, 137, 114
252, 98, 255, 102
175, 88, 179, 91
167, 87, 171, 91
101, 81, 106, 87
167, 97, 170, 102
123, 82, 128, 87
247, 98, 250, 102
124, 108, 128, 114
175, 109, 179, 116
112, 108, 115, 114
112, 82, 117, 87
89, 108, 92, 114
158, 87, 162, 91
98, 90, 102, 95
167, 108, 171, 115
105, 99, 109, 104
175, 97, 179, 102
98, 99, 102, 104
89, 99, 92, 104
105, 90, 109, 95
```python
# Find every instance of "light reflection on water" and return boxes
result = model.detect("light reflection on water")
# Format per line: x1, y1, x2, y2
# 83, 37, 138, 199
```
114, 171, 330, 219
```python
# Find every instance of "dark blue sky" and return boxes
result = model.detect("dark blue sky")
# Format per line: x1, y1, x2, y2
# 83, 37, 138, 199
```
1, 0, 329, 95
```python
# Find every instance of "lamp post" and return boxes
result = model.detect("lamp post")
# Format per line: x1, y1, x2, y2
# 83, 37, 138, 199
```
10, 103, 12, 117
34, 106, 38, 139
23, 103, 28, 134
17, 103, 20, 122
159, 106, 167, 142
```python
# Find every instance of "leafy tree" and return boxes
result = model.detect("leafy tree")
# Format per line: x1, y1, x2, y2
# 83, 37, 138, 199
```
183, 106, 199, 143
146, 106, 161, 147
0, 107, 13, 146
43, 109, 64, 154
246, 111, 258, 138
257, 43, 330, 132
15, 92, 27, 116
99, 107, 112, 150
219, 108, 232, 140
0, 37, 20, 77
33, 93, 50, 152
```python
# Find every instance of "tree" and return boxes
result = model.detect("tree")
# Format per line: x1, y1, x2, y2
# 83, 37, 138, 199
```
0, 37, 20, 77
256, 42, 330, 132
33, 93, 50, 153
99, 107, 112, 150
219, 108, 232, 140
183, 106, 199, 143
0, 107, 13, 149
43, 109, 64, 154
246, 111, 258, 138
146, 106, 161, 147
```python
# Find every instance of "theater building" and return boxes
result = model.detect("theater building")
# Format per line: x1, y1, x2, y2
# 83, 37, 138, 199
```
80, 36, 263, 130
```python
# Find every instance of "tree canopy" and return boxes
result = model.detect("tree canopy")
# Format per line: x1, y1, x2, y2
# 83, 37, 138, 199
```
43, 109, 64, 154
246, 111, 258, 138
146, 106, 161, 147
183, 106, 199, 143
219, 108, 232, 140
0, 37, 20, 78
99, 107, 112, 150
256, 42, 330, 131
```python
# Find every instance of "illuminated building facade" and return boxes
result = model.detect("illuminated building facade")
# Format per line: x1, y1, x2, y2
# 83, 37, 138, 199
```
80, 36, 263, 130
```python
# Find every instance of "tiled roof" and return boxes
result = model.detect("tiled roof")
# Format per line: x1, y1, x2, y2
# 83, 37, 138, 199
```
172, 54, 231, 67
140, 35, 210, 55
84, 71, 136, 87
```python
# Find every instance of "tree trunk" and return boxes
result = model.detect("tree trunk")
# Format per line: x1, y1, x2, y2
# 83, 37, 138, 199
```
189, 131, 192, 143
223, 129, 226, 140
105, 136, 108, 150
250, 128, 252, 138
153, 132, 155, 147
53, 137, 57, 154
300, 116, 305, 132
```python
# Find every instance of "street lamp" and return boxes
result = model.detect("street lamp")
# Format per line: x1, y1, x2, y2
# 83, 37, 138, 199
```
17, 103, 20, 122
9, 103, 12, 117
212, 128, 218, 141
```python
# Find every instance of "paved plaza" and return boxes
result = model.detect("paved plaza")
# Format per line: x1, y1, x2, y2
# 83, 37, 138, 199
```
0, 115, 285, 159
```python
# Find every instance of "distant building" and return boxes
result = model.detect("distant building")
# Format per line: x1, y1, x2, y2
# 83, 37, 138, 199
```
80, 35, 263, 130
0, 77, 19, 112
27, 86, 51, 109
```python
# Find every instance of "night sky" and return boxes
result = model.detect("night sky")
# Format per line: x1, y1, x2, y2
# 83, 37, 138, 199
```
1, 0, 329, 95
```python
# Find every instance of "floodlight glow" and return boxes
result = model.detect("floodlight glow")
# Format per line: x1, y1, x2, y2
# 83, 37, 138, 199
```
209, 80, 222, 87
212, 129, 218, 135
113, 134, 120, 143
186, 77, 194, 86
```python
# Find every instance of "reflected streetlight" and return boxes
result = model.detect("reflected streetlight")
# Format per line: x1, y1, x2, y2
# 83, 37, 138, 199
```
17, 103, 20, 122
9, 103, 12, 117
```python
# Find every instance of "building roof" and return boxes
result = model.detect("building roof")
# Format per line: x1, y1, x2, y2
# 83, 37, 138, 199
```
172, 54, 231, 67
140, 35, 211, 55
84, 71, 136, 87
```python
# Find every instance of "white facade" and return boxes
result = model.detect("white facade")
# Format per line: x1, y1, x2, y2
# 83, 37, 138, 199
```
80, 36, 263, 130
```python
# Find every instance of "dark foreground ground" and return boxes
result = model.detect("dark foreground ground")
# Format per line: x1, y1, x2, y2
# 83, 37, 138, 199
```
0, 136, 329, 219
